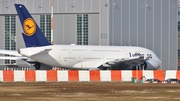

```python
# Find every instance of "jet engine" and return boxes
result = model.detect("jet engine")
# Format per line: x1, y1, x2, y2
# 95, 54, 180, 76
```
33, 62, 52, 70
141, 59, 160, 70
26, 61, 52, 70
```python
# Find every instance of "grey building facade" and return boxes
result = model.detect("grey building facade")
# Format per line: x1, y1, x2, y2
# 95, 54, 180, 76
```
0, 0, 178, 70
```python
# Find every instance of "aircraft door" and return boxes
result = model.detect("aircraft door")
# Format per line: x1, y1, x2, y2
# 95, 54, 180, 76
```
122, 47, 128, 58
58, 56, 62, 62
67, 49, 71, 54
77, 55, 82, 68
124, 49, 128, 57
58, 55, 68, 68
58, 56, 63, 66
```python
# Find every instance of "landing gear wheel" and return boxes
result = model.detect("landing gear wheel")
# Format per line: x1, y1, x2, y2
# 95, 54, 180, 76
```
34, 62, 41, 70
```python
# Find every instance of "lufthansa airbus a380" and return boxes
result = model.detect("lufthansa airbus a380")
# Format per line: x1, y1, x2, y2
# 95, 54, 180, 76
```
14, 4, 161, 70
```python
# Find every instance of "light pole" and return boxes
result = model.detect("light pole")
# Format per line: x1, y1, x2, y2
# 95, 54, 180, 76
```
51, 0, 54, 44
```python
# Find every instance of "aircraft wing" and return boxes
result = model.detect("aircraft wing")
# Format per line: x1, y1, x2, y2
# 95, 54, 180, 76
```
110, 56, 145, 65
0, 49, 51, 70
0, 56, 22, 60
0, 56, 30, 60
72, 56, 146, 70
0, 49, 21, 56
102, 56, 146, 70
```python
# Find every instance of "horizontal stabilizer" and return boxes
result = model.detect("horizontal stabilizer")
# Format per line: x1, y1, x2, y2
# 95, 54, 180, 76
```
0, 56, 22, 60
0, 50, 21, 56
20, 48, 52, 57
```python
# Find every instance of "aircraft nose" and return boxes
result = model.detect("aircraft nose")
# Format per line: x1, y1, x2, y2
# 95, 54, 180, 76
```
157, 60, 161, 69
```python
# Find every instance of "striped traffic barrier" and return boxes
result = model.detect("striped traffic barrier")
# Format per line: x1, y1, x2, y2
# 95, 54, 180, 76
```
0, 70, 165, 82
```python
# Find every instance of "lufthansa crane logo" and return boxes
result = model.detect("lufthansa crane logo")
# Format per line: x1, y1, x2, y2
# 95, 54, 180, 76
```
23, 18, 36, 36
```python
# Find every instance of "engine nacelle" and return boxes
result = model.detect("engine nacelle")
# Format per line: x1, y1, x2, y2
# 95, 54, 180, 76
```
142, 59, 160, 70
24, 61, 52, 70
33, 62, 52, 70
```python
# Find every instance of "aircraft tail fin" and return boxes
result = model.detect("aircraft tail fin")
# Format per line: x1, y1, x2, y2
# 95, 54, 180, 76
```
14, 4, 51, 47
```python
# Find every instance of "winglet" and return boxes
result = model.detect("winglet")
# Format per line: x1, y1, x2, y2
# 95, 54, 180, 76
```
14, 4, 51, 47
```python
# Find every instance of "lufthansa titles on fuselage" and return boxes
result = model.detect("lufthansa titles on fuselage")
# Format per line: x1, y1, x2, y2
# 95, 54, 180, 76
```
129, 52, 152, 58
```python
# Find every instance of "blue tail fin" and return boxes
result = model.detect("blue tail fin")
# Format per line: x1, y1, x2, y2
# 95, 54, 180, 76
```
14, 4, 51, 47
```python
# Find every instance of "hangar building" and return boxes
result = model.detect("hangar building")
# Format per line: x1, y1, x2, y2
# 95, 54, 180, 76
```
0, 0, 178, 70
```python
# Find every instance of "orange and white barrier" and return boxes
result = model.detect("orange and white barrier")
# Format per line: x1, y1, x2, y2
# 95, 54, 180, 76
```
165, 70, 180, 80
0, 70, 164, 82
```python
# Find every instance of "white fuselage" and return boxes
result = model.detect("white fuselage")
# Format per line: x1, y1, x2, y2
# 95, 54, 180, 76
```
19, 45, 161, 70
